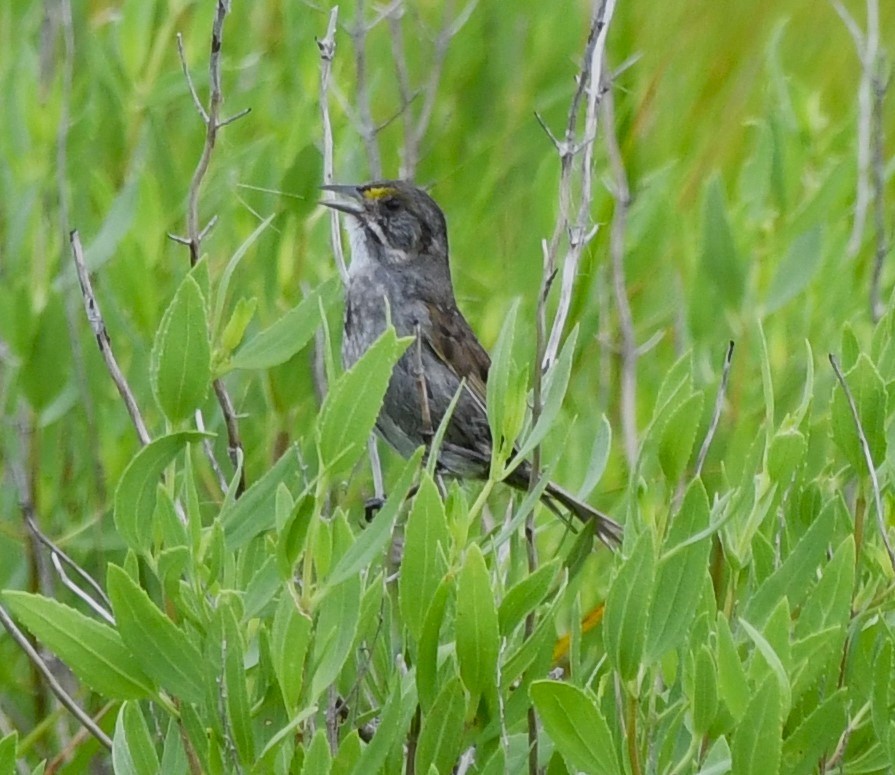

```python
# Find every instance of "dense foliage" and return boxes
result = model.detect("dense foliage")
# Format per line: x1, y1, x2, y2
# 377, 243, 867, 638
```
0, 0, 893, 773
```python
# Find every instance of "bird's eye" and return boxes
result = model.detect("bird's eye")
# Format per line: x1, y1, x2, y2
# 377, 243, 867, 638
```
383, 198, 401, 212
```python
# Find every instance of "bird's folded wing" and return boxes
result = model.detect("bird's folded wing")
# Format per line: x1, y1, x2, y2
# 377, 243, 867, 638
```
422, 302, 491, 414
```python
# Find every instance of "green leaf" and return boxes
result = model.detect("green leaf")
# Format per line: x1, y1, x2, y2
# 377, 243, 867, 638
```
498, 559, 560, 636
417, 577, 454, 712
653, 351, 693, 422
765, 227, 823, 313
302, 728, 332, 775
830, 353, 888, 471
212, 214, 276, 334
515, 326, 578, 460
501, 592, 563, 688
486, 299, 523, 461
107, 564, 206, 704
690, 644, 718, 735
112, 702, 159, 775
324, 449, 422, 592
765, 428, 807, 484
414, 676, 467, 775
2, 591, 155, 700
731, 677, 783, 775
113, 431, 209, 554
781, 688, 846, 775
20, 293, 70, 411
794, 534, 854, 640
150, 274, 211, 424
351, 673, 417, 775
578, 414, 612, 499
872, 641, 894, 746
276, 491, 315, 579
222, 445, 302, 549
700, 174, 744, 308
529, 680, 620, 775
790, 627, 843, 707
271, 593, 312, 713
228, 279, 339, 371
399, 472, 451, 642
309, 557, 361, 703
0, 733, 17, 774
160, 718, 188, 775
603, 529, 656, 680
840, 322, 860, 371
221, 602, 254, 765
743, 499, 835, 630
331, 730, 362, 774
741, 619, 791, 717
317, 326, 412, 479
716, 613, 749, 721
455, 544, 500, 704
219, 296, 257, 354
645, 479, 711, 660
658, 391, 704, 483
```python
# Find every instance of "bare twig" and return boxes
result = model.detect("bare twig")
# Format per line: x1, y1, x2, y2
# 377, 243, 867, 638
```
0, 604, 112, 750
527, 3, 619, 772
387, 3, 415, 170
318, 7, 350, 284
195, 409, 228, 492
695, 341, 735, 478
317, 7, 387, 506
176, 32, 208, 123
179, 0, 250, 265
825, 700, 870, 771
388, 0, 477, 178
602, 55, 636, 468
541, 0, 618, 370
175, 0, 248, 495
49, 554, 114, 625
869, 64, 889, 321
829, 353, 895, 572
830, 0, 879, 261
350, 0, 383, 178
25, 514, 112, 615
44, 703, 115, 775
70, 231, 151, 445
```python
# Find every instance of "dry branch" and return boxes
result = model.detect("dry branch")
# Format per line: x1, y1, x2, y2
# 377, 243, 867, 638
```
173, 0, 249, 494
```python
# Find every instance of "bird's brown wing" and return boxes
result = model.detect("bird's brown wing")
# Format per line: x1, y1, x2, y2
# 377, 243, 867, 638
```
423, 302, 491, 412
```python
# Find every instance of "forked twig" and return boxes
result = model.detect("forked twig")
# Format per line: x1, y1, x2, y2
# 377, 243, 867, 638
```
173, 0, 248, 494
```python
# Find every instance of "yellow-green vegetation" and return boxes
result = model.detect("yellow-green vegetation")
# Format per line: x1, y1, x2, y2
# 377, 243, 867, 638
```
0, 0, 893, 772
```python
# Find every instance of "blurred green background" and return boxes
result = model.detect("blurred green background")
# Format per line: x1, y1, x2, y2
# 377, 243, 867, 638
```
0, 0, 892, 763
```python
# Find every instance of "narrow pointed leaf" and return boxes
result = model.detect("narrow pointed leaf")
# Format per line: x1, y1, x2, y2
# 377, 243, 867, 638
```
530, 680, 620, 775
150, 274, 211, 424
107, 565, 206, 704
3, 592, 154, 700
113, 431, 209, 554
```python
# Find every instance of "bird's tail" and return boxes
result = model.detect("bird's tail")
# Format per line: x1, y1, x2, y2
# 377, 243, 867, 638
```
542, 481, 623, 549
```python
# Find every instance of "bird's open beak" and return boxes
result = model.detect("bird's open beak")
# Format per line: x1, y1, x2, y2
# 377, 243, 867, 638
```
319, 184, 365, 215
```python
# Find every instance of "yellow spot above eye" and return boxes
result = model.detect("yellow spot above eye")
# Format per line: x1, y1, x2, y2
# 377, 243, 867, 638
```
363, 186, 397, 200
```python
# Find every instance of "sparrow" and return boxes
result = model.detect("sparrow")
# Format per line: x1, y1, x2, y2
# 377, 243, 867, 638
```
321, 180, 621, 547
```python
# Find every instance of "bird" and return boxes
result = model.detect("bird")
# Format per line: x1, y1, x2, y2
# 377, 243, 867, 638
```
320, 180, 621, 547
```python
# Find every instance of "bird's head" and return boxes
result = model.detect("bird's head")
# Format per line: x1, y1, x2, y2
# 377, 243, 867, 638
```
320, 180, 449, 268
